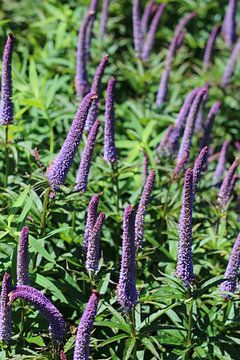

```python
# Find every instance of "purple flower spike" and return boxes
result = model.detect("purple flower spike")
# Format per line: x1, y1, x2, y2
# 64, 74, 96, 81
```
85, 55, 109, 131
222, 0, 237, 48
220, 233, 240, 298
75, 119, 100, 192
75, 12, 94, 97
141, 0, 156, 34
132, 0, 144, 56
117, 205, 138, 312
200, 101, 221, 149
217, 159, 238, 208
100, 0, 110, 37
155, 65, 171, 107
195, 82, 210, 134
0, 34, 14, 125
9, 285, 65, 341
177, 88, 206, 163
47, 92, 96, 191
135, 170, 156, 248
192, 146, 208, 195
156, 124, 175, 158
86, 212, 105, 273
176, 168, 194, 286
104, 77, 117, 163
85, 0, 99, 62
17, 226, 30, 286
203, 25, 221, 70
0, 273, 11, 343
173, 149, 190, 178
141, 3, 166, 61
83, 195, 99, 253
213, 140, 230, 185
73, 290, 99, 360
221, 40, 240, 88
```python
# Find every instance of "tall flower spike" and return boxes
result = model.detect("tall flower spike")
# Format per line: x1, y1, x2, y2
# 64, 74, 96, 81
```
213, 140, 229, 185
0, 33, 14, 125
75, 12, 94, 97
135, 170, 156, 248
100, 0, 110, 37
200, 101, 221, 149
104, 77, 117, 163
221, 40, 240, 88
73, 290, 99, 360
177, 88, 206, 163
176, 168, 194, 286
222, 0, 237, 48
173, 149, 190, 178
75, 119, 100, 192
203, 25, 221, 70
83, 195, 99, 253
195, 82, 210, 134
85, 0, 99, 62
132, 0, 144, 56
86, 212, 105, 272
141, 3, 166, 61
85, 55, 109, 131
192, 146, 208, 195
217, 159, 238, 208
0, 273, 11, 343
47, 92, 96, 191
117, 205, 138, 312
141, 0, 156, 34
17, 226, 30, 286
9, 285, 65, 341
156, 124, 175, 158
220, 233, 240, 298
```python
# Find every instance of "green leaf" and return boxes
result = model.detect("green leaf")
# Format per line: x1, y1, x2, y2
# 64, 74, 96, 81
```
29, 235, 56, 264
29, 59, 40, 98
35, 274, 67, 303
141, 337, 161, 359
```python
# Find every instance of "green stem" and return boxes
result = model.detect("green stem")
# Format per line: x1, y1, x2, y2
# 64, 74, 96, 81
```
185, 300, 193, 360
128, 308, 137, 359
4, 344, 10, 359
40, 187, 50, 235
5, 125, 9, 188
111, 162, 120, 213
50, 126, 54, 153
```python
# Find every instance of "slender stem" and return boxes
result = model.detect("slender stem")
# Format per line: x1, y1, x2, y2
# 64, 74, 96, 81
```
19, 302, 25, 349
5, 125, 9, 188
185, 300, 193, 360
50, 125, 55, 153
40, 187, 51, 235
128, 308, 137, 359
111, 162, 120, 213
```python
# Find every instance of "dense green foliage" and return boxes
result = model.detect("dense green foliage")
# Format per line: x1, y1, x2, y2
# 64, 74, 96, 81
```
0, 0, 240, 359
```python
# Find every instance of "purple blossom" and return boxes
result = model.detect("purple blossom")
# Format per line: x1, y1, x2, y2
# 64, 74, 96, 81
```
141, 0, 156, 34
0, 33, 14, 125
75, 12, 94, 97
177, 88, 206, 163
75, 119, 100, 192
156, 124, 175, 158
86, 212, 105, 272
213, 140, 230, 185
221, 40, 240, 88
85, 0, 99, 62
222, 0, 237, 48
200, 101, 221, 149
17, 226, 30, 286
100, 0, 110, 37
9, 285, 65, 341
135, 170, 156, 248
173, 149, 190, 178
0, 273, 11, 343
73, 290, 99, 360
47, 92, 96, 191
195, 82, 210, 134
176, 168, 194, 286
217, 159, 238, 208
85, 55, 109, 131
132, 0, 144, 56
141, 3, 166, 61
104, 77, 117, 163
192, 146, 208, 195
117, 205, 138, 312
203, 25, 221, 70
83, 195, 99, 253
220, 233, 240, 298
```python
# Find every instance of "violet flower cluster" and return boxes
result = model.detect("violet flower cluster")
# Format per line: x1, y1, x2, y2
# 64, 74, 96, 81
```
200, 101, 221, 149
83, 195, 100, 253
195, 82, 210, 134
100, 0, 110, 37
0, 273, 12, 343
192, 146, 208, 195
73, 290, 99, 360
203, 25, 221, 70
86, 211, 105, 273
85, 0, 99, 62
135, 169, 156, 248
117, 205, 138, 312
222, 0, 237, 48
221, 40, 240, 88
17, 226, 30, 286
141, 0, 156, 34
217, 159, 238, 208
104, 77, 117, 163
132, 0, 144, 56
0, 33, 14, 125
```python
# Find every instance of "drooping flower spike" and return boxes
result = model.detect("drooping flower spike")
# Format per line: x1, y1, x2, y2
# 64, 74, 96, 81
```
203, 25, 221, 70
100, 0, 110, 37
213, 140, 229, 185
0, 33, 14, 126
200, 101, 221, 149
104, 77, 117, 163
192, 146, 208, 195
141, 0, 156, 34
86, 211, 105, 272
220, 233, 240, 298
176, 168, 194, 286
135, 169, 156, 248
222, 0, 237, 48
75, 119, 100, 192
17, 226, 30, 286
73, 290, 99, 360
9, 285, 65, 341
217, 159, 238, 209
47, 92, 96, 191
83, 195, 99, 253
132, 0, 144, 56
85, 0, 99, 62
221, 40, 240, 88
117, 205, 138, 312
0, 273, 12, 343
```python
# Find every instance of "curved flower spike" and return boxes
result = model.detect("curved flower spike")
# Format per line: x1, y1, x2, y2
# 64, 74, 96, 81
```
17, 226, 30, 286
0, 273, 12, 343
